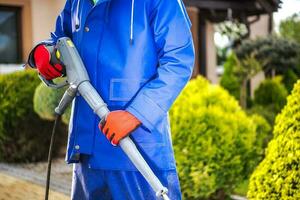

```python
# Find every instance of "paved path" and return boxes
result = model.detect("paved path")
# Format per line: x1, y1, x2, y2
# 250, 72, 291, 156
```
0, 161, 72, 195
0, 161, 247, 200
0, 173, 68, 200
0, 159, 72, 200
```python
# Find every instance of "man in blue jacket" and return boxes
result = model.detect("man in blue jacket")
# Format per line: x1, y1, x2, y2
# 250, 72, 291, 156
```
28, 0, 194, 199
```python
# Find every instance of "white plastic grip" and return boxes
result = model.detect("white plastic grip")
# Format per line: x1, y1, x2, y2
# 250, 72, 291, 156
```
77, 81, 169, 199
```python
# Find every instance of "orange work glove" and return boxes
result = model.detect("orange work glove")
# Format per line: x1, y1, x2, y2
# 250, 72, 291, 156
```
99, 110, 141, 146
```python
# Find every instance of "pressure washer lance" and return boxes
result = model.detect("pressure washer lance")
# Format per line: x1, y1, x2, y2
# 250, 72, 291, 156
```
39, 37, 170, 200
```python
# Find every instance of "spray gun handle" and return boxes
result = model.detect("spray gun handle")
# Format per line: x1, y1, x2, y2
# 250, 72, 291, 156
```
38, 45, 68, 89
119, 137, 169, 198
38, 74, 68, 89
55, 85, 77, 115
77, 81, 169, 199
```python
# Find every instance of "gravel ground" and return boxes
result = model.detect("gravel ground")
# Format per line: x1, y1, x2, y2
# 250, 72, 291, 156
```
0, 158, 72, 197
0, 158, 248, 200
0, 173, 68, 200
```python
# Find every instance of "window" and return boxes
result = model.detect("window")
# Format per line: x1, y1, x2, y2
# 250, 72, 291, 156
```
0, 6, 22, 63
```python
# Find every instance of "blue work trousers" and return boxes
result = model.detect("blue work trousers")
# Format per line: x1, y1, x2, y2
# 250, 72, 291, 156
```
71, 156, 182, 200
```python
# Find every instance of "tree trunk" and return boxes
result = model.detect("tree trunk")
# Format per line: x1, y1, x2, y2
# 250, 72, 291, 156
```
240, 79, 248, 109
271, 68, 276, 78
212, 189, 227, 200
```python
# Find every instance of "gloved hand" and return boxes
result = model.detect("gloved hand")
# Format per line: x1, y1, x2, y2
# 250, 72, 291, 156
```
33, 44, 64, 80
99, 110, 141, 146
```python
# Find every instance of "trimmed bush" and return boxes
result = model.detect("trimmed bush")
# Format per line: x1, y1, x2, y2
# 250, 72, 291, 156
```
220, 53, 262, 108
34, 82, 71, 124
249, 114, 272, 155
34, 83, 65, 120
248, 80, 300, 200
248, 105, 277, 129
0, 70, 66, 162
254, 77, 288, 113
62, 106, 71, 125
220, 54, 240, 100
282, 69, 298, 92
170, 76, 270, 199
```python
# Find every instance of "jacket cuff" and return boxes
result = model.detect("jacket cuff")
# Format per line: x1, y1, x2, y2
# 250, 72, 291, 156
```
126, 94, 165, 133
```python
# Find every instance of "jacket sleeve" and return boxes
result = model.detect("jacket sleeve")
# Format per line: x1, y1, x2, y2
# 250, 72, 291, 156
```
28, 0, 72, 67
126, 0, 195, 133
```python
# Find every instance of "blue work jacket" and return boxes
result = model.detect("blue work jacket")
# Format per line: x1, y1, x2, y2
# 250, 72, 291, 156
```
47, 0, 194, 170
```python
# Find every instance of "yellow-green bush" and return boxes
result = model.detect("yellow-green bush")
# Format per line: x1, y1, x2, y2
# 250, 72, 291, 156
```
34, 82, 71, 125
248, 80, 300, 200
0, 70, 65, 162
170, 76, 270, 199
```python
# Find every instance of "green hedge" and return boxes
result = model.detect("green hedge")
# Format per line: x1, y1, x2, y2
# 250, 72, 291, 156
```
34, 82, 71, 125
282, 69, 299, 92
170, 76, 270, 199
220, 53, 240, 100
248, 80, 300, 200
248, 105, 277, 131
254, 77, 288, 113
0, 70, 66, 162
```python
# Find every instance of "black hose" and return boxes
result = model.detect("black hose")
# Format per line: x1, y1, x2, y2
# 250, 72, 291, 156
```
45, 114, 61, 200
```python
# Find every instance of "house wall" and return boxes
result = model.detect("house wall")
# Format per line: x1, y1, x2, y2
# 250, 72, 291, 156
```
249, 14, 270, 39
205, 21, 218, 84
30, 0, 64, 44
186, 7, 218, 83
186, 7, 200, 77
0, 0, 272, 85
0, 0, 32, 62
249, 14, 270, 97
184, 9, 271, 86
0, 0, 64, 63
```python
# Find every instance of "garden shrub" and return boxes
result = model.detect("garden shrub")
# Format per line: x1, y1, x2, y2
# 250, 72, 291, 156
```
34, 82, 71, 124
235, 36, 300, 75
235, 36, 300, 94
170, 76, 270, 199
249, 114, 272, 153
254, 77, 288, 113
248, 105, 277, 129
220, 53, 240, 100
62, 106, 71, 125
248, 80, 300, 200
282, 69, 298, 92
279, 13, 300, 44
0, 70, 66, 162
220, 53, 262, 109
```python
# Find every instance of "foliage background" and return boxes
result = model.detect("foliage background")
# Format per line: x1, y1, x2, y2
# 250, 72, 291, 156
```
34, 82, 71, 125
248, 80, 300, 199
170, 76, 270, 199
0, 70, 66, 162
